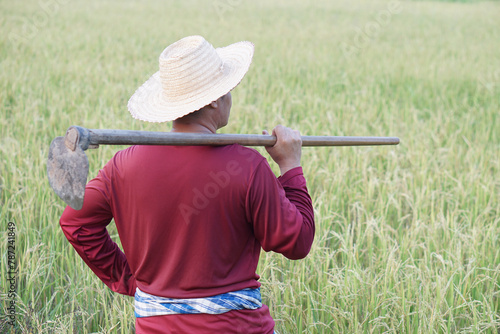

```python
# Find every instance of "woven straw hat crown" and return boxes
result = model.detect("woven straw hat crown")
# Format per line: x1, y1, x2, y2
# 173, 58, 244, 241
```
128, 35, 254, 122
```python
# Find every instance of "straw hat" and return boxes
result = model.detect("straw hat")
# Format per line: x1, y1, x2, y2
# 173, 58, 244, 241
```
128, 35, 254, 122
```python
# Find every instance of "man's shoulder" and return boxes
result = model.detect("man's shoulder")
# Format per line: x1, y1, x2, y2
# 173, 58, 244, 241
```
108, 145, 137, 163
108, 144, 267, 171
223, 144, 266, 165
101, 146, 143, 174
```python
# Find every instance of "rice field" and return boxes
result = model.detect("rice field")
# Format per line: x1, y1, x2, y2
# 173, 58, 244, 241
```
1, 0, 499, 333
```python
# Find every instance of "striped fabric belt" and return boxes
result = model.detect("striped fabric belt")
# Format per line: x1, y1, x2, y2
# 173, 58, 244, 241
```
134, 287, 263, 318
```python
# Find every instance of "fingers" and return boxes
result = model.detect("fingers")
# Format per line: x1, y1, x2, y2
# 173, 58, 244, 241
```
273, 125, 302, 146
263, 125, 302, 175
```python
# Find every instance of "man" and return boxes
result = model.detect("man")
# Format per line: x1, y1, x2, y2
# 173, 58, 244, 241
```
60, 35, 315, 333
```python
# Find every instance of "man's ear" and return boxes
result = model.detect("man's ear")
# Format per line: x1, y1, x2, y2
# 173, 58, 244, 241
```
209, 100, 218, 109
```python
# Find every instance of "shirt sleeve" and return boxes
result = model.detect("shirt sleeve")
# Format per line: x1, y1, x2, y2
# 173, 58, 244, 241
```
59, 165, 137, 297
246, 162, 315, 260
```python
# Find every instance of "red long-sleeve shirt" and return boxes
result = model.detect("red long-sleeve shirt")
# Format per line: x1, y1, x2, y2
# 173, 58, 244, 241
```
60, 144, 315, 333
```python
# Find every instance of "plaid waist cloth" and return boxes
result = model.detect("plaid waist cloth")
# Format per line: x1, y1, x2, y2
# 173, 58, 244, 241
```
134, 287, 263, 318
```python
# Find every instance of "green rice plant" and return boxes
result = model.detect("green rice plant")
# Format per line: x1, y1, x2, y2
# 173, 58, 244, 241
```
1, 0, 499, 333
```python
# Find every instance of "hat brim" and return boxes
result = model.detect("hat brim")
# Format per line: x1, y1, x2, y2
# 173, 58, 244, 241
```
128, 41, 254, 123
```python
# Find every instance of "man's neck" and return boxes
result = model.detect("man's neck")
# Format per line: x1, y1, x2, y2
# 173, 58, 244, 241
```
171, 121, 217, 134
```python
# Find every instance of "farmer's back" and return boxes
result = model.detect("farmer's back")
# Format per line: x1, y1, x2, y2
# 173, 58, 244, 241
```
59, 35, 315, 334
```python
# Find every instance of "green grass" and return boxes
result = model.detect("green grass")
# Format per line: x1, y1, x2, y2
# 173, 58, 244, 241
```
1, 0, 499, 333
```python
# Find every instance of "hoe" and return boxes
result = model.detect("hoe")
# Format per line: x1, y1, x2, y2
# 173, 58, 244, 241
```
47, 126, 399, 210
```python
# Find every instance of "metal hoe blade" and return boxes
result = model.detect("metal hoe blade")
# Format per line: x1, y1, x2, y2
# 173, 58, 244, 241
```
47, 136, 89, 210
